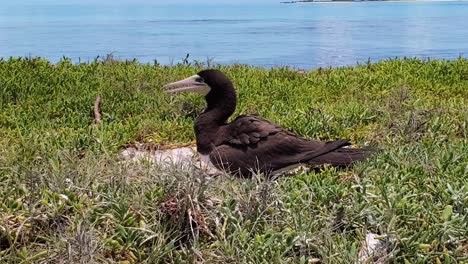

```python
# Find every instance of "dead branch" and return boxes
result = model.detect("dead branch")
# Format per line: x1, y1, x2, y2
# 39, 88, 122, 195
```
94, 95, 102, 125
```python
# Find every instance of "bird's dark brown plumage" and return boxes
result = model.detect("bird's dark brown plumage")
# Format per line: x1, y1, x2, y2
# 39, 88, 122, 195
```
164, 69, 373, 177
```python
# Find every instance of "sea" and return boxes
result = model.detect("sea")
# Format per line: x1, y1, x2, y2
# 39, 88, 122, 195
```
1, 1, 467, 69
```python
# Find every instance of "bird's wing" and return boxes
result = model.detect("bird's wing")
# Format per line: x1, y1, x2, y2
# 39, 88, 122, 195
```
212, 115, 351, 175
222, 114, 292, 145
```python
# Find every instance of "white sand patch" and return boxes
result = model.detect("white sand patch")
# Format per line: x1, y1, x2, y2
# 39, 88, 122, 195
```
358, 233, 393, 263
119, 145, 222, 175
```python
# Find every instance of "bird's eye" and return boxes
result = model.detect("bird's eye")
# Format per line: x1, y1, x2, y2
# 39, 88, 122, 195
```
196, 77, 204, 83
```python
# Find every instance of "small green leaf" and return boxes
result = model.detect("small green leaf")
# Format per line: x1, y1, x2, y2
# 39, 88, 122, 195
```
442, 205, 452, 221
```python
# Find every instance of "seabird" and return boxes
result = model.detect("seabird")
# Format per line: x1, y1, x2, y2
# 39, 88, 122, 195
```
163, 69, 372, 177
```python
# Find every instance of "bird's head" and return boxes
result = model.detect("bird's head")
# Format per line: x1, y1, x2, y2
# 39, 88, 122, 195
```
163, 69, 238, 120
163, 69, 235, 99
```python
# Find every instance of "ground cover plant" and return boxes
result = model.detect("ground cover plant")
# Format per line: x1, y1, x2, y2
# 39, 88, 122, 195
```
0, 57, 467, 263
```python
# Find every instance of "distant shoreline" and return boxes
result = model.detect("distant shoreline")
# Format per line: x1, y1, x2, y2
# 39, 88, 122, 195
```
281, 0, 467, 3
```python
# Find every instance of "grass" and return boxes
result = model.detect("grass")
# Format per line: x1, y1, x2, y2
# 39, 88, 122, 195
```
0, 56, 467, 263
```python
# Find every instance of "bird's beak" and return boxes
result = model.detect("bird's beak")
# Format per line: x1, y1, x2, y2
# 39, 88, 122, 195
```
163, 74, 211, 95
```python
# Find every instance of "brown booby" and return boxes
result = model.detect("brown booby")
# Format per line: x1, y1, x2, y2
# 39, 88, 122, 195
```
163, 69, 372, 177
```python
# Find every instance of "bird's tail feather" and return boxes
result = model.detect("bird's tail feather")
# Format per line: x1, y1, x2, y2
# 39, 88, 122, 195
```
309, 146, 374, 167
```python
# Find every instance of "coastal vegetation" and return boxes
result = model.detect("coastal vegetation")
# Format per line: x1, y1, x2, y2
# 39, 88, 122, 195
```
0, 57, 467, 263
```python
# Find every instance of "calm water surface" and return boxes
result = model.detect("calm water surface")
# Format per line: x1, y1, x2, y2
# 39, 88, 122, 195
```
1, 1, 467, 68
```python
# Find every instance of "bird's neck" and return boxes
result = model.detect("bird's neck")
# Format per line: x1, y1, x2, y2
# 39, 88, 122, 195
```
194, 88, 236, 154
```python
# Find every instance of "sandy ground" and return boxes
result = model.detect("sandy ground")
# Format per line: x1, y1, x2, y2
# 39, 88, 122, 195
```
120, 145, 222, 175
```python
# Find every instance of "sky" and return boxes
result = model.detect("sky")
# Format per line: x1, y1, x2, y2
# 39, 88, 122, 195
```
1, 0, 280, 12
13, 0, 276, 4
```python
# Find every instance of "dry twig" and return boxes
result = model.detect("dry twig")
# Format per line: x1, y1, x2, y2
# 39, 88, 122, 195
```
93, 95, 102, 125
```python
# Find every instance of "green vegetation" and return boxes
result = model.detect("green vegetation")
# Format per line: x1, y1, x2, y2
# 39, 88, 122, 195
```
1, 57, 467, 263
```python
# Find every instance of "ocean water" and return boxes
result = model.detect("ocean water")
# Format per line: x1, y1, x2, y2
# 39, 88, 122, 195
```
1, 1, 467, 68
